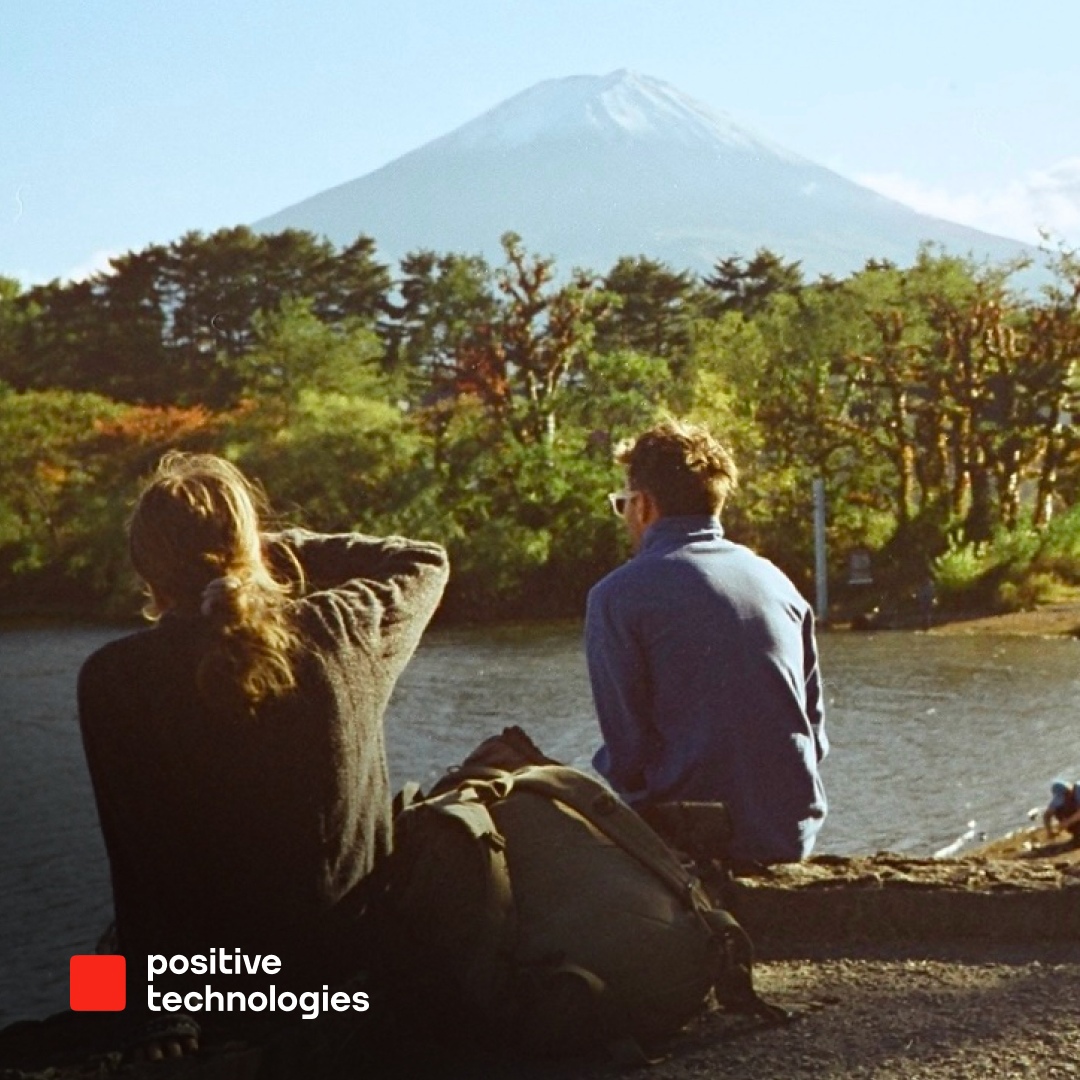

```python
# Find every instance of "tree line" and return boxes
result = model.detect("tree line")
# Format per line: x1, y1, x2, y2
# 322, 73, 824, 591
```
2, 227, 1079, 621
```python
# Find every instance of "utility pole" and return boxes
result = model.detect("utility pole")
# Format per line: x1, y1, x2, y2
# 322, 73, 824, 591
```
813, 477, 828, 623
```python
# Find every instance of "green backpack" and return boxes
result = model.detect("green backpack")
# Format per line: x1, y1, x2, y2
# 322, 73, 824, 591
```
381, 738, 785, 1062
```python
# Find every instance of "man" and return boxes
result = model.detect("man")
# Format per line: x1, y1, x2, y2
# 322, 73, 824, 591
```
585, 418, 828, 864
1043, 779, 1080, 842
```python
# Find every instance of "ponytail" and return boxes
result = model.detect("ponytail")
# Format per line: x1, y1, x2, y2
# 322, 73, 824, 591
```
129, 452, 300, 715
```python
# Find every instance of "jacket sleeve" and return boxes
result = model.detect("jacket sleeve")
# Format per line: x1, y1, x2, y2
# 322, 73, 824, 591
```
585, 582, 655, 803
267, 528, 450, 674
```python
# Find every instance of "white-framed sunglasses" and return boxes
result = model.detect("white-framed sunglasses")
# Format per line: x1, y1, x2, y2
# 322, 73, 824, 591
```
607, 490, 639, 517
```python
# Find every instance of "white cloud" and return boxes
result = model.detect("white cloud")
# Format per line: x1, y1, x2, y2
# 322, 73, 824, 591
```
5, 249, 122, 288
61, 249, 120, 284
855, 158, 1080, 248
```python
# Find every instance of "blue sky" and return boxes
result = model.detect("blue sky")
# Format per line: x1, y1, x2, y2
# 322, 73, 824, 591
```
4, 0, 1079, 284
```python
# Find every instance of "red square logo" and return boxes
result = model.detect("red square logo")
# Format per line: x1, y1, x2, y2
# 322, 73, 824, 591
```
70, 955, 126, 1011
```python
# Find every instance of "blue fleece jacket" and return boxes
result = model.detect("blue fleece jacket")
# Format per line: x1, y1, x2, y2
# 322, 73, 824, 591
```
586, 516, 828, 863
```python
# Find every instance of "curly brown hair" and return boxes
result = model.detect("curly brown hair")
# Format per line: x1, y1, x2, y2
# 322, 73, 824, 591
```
616, 418, 738, 517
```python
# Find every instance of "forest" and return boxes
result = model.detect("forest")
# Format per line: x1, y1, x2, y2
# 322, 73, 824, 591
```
2, 226, 1079, 622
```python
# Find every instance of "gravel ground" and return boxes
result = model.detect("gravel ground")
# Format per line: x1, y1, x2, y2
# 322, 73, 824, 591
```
669, 943, 1080, 1080
4, 941, 1079, 1078
485, 941, 1080, 1080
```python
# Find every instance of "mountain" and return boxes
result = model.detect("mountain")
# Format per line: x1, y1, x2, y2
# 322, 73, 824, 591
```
253, 70, 1036, 280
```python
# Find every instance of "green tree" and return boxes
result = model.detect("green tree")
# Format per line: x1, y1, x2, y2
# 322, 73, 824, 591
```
219, 299, 420, 534
10, 278, 98, 393
421, 405, 619, 620
384, 250, 497, 396
596, 256, 706, 378
232, 298, 391, 412
0, 385, 130, 607
1025, 247, 1080, 523
1, 229, 391, 408
0, 277, 25, 389
703, 248, 804, 318
474, 232, 611, 445
95, 246, 171, 402
563, 348, 674, 449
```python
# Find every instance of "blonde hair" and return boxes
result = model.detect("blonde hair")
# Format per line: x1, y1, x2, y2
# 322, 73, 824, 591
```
617, 418, 738, 517
129, 452, 299, 714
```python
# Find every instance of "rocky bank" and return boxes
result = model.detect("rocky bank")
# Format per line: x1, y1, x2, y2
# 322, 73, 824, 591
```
4, 838, 1080, 1080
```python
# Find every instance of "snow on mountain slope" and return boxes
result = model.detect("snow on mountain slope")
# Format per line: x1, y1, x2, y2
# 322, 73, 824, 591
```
254, 70, 1038, 280
436, 70, 802, 160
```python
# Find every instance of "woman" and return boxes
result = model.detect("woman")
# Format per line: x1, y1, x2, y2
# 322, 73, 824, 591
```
77, 452, 449, 1058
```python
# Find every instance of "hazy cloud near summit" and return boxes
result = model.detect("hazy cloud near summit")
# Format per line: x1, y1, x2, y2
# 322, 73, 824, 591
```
63, 250, 119, 285
857, 157, 1080, 249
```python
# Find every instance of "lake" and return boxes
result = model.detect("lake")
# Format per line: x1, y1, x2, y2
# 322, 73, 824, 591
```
2, 620, 1078, 1025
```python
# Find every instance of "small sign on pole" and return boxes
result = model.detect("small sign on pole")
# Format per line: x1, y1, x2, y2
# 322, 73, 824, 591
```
848, 548, 873, 586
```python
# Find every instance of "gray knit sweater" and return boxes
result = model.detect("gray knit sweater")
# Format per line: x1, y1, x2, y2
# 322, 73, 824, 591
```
77, 529, 449, 988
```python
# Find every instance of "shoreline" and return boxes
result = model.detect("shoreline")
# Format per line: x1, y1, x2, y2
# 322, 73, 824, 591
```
829, 597, 1080, 638
926, 599, 1080, 638
6, 600, 1080, 637
968, 822, 1080, 862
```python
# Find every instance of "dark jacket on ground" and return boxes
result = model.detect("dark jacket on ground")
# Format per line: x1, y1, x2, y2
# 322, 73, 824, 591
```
77, 529, 449, 994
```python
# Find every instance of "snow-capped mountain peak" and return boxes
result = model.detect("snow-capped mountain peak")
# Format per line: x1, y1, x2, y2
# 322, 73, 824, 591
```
439, 69, 800, 160
254, 70, 1036, 283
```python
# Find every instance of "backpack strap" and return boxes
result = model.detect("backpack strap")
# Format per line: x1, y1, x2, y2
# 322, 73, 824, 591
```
395, 785, 518, 1008
392, 781, 423, 816
700, 907, 792, 1022
507, 766, 699, 898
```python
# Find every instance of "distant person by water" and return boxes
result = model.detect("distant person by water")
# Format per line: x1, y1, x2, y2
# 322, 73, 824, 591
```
585, 418, 829, 865
916, 577, 936, 631
1044, 778, 1080, 842
76, 452, 448, 1061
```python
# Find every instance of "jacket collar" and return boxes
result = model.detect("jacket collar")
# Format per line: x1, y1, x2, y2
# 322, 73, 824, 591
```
638, 515, 724, 555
